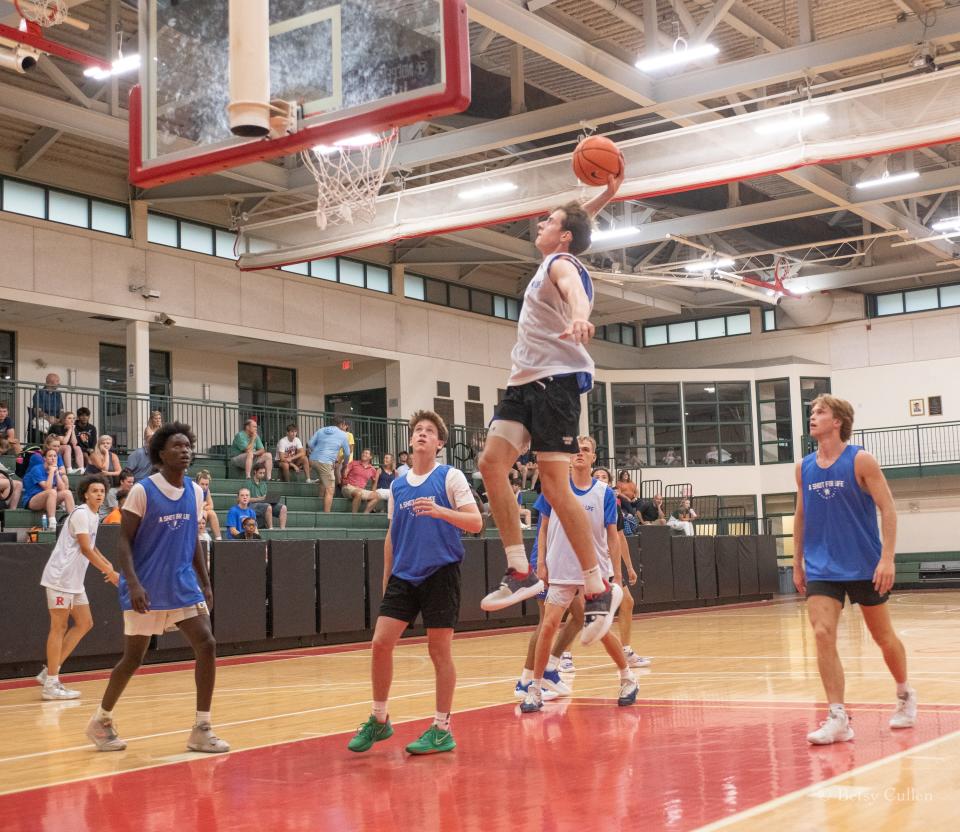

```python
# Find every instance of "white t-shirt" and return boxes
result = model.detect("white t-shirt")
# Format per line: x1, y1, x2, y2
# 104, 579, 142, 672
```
125, 473, 205, 518
276, 436, 303, 458
387, 462, 475, 519
508, 253, 595, 388
40, 505, 100, 594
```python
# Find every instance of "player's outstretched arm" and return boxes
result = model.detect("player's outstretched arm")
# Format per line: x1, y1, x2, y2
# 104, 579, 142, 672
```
581, 169, 625, 218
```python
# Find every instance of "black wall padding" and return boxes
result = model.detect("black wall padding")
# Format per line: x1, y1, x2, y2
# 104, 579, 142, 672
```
484, 540, 514, 620
670, 536, 698, 602
270, 540, 318, 638
636, 526, 674, 603
694, 537, 718, 599
715, 536, 740, 597
756, 535, 780, 594
366, 538, 385, 629
0, 544, 51, 663
321, 539, 366, 633
73, 524, 124, 657
212, 540, 268, 643
737, 536, 760, 595
459, 539, 487, 623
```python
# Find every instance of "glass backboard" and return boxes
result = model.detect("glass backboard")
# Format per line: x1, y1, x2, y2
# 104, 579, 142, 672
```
130, 0, 469, 188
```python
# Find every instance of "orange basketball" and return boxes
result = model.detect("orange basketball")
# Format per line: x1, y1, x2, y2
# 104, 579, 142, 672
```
572, 135, 623, 186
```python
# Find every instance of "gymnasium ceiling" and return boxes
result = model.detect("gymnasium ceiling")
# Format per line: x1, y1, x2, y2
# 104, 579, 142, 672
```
3, 0, 960, 327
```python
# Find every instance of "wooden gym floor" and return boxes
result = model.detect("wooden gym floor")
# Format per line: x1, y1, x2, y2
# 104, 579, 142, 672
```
1, 592, 960, 831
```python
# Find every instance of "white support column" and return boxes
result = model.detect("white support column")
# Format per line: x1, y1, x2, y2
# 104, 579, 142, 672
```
126, 319, 150, 447
797, 0, 816, 44
391, 263, 405, 299
644, 0, 659, 57
510, 44, 526, 115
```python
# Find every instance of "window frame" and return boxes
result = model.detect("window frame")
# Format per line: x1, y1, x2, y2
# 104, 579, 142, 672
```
755, 377, 793, 465
1, 174, 130, 238
643, 312, 752, 347
682, 381, 755, 466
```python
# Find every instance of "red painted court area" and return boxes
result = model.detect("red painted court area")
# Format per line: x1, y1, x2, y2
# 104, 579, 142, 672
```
2, 699, 958, 831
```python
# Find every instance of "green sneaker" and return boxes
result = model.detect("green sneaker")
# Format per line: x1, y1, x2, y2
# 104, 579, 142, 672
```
347, 715, 393, 752
405, 724, 456, 755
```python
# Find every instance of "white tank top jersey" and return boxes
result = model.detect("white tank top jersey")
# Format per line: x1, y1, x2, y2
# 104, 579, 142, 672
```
40, 504, 100, 595
540, 479, 616, 585
507, 253, 595, 391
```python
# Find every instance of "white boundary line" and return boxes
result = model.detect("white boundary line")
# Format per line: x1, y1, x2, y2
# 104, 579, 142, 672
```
694, 728, 960, 831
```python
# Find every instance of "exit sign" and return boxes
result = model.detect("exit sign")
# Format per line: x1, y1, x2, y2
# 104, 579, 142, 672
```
341, 360, 352, 370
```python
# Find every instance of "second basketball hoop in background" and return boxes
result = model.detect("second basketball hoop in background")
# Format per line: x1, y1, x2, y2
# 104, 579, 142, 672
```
572, 135, 624, 186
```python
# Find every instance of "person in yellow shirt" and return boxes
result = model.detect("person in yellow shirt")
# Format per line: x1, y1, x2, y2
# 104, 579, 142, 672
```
335, 418, 355, 488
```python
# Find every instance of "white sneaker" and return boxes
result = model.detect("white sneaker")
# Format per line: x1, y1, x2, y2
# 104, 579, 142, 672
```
807, 709, 854, 745
42, 680, 80, 701
35, 665, 47, 686
514, 680, 558, 701
624, 648, 651, 668
581, 583, 623, 646
558, 652, 575, 673
187, 722, 230, 753
86, 714, 127, 751
890, 689, 918, 729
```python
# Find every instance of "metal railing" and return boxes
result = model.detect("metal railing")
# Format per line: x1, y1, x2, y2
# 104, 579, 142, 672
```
802, 421, 960, 472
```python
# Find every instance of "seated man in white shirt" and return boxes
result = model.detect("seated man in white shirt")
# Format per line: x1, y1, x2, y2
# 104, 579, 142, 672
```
276, 424, 311, 482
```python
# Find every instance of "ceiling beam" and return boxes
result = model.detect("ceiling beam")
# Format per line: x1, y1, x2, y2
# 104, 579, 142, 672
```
17, 127, 61, 172
800, 258, 960, 293
724, 2, 793, 51
691, 0, 739, 44
445, 228, 539, 260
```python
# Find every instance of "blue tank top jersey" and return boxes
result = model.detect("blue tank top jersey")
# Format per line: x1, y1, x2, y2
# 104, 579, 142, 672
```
801, 445, 882, 581
119, 477, 204, 611
529, 515, 542, 571
390, 465, 464, 584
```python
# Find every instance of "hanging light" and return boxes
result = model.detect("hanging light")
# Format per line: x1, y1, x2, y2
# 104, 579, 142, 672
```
636, 38, 719, 73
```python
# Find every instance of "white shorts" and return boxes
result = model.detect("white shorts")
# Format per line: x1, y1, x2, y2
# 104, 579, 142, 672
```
545, 584, 581, 608
377, 488, 391, 500
45, 588, 89, 609
123, 602, 208, 636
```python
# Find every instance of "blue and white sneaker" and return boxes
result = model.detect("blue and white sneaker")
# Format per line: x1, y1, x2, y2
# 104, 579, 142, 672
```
617, 678, 639, 706
623, 648, 652, 668
542, 668, 573, 696
558, 652, 575, 674
514, 680, 558, 701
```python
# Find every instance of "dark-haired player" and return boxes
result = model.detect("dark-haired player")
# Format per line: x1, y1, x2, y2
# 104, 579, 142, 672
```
479, 170, 625, 649
86, 422, 229, 754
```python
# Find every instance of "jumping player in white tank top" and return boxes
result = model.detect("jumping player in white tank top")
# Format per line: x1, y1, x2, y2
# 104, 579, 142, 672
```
479, 168, 624, 649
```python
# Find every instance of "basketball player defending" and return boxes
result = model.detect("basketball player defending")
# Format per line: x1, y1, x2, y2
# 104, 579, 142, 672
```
480, 170, 624, 648
795, 395, 916, 744
348, 411, 482, 755
86, 423, 229, 753
521, 436, 637, 712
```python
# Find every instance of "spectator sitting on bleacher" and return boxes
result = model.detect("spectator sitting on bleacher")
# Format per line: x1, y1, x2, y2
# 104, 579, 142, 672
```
85, 434, 122, 481
241, 517, 261, 540
21, 447, 75, 525
0, 400, 22, 455
104, 469, 134, 518
374, 453, 396, 508
143, 410, 163, 447
30, 374, 64, 438
395, 450, 410, 477
230, 419, 273, 480
518, 452, 538, 491
226, 487, 257, 539
48, 412, 85, 474
103, 489, 128, 525
638, 493, 667, 526
276, 423, 310, 482
668, 497, 697, 536
244, 462, 287, 530
74, 407, 97, 462
194, 470, 223, 541
341, 448, 379, 514
512, 480, 532, 529
125, 445, 154, 482
0, 468, 23, 511
25, 435, 68, 486
307, 422, 351, 513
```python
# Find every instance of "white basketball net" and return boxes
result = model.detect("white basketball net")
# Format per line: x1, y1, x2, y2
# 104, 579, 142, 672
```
14, 0, 68, 26
300, 129, 399, 231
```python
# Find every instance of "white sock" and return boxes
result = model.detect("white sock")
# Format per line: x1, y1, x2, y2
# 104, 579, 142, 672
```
195, 710, 211, 726
897, 682, 910, 696
531, 681, 543, 697
506, 544, 529, 573
829, 703, 846, 717
46, 675, 59, 686
623, 645, 633, 654
582, 566, 604, 595
96, 706, 112, 721
546, 655, 560, 672
434, 712, 451, 731
372, 700, 388, 723
520, 668, 534, 684
619, 668, 635, 683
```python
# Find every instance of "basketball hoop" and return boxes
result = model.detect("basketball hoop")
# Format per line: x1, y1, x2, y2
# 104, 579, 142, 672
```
14, 0, 68, 27
300, 129, 399, 231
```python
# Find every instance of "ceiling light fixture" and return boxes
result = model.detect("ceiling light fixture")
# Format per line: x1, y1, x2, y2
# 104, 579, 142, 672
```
456, 182, 519, 201
591, 226, 639, 242
83, 52, 140, 80
753, 111, 829, 135
855, 170, 920, 189
931, 216, 960, 233
685, 257, 734, 273
635, 41, 719, 73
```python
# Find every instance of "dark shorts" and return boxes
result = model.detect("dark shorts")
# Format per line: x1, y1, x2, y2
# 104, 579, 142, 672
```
379, 562, 461, 629
491, 375, 581, 454
252, 501, 279, 520
806, 580, 889, 607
